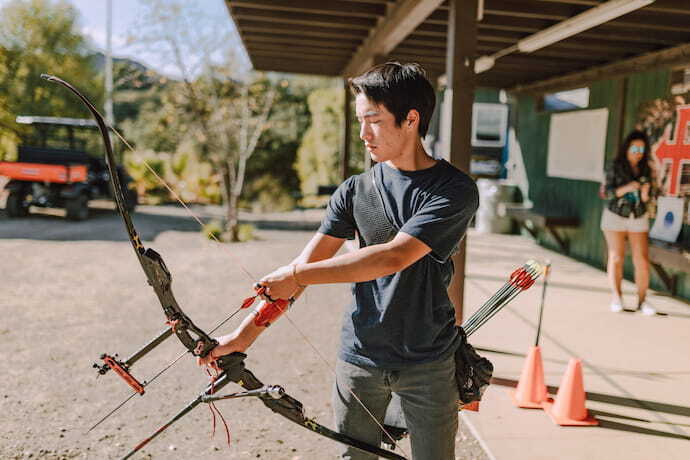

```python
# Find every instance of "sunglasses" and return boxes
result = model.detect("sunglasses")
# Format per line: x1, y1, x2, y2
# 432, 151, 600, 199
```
629, 145, 645, 155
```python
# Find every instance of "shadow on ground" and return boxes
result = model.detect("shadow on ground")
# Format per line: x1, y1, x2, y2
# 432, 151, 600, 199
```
0, 205, 203, 242
0, 204, 322, 243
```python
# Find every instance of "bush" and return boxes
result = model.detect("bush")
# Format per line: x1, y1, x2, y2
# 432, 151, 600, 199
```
201, 220, 224, 242
243, 174, 296, 212
235, 223, 256, 242
201, 220, 256, 243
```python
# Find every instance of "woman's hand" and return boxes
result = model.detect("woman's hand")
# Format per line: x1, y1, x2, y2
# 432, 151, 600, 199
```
617, 181, 640, 197
640, 182, 651, 202
626, 180, 641, 192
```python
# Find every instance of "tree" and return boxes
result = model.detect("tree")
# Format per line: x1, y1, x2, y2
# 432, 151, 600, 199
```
295, 87, 365, 200
0, 0, 102, 159
127, 0, 276, 241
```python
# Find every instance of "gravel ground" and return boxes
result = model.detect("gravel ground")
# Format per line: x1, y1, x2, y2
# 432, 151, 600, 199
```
0, 201, 489, 460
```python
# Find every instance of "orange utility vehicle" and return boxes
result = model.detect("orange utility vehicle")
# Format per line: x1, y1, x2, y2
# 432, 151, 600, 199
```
0, 116, 137, 220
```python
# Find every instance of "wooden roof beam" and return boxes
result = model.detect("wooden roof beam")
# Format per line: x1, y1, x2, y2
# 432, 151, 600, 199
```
342, 0, 446, 77
252, 58, 341, 76
511, 42, 690, 94
238, 20, 368, 40
230, 7, 376, 30
537, 0, 690, 16
228, 0, 385, 18
244, 36, 358, 51
247, 48, 349, 63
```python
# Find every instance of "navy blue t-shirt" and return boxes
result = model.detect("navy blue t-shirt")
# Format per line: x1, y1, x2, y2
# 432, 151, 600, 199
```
318, 160, 479, 369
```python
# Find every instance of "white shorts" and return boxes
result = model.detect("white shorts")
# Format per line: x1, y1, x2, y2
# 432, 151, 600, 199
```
600, 208, 649, 233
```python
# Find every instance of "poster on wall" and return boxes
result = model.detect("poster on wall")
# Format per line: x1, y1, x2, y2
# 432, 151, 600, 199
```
649, 196, 684, 242
547, 108, 609, 182
636, 87, 690, 221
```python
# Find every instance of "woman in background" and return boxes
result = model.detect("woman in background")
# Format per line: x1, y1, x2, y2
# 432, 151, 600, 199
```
601, 130, 656, 315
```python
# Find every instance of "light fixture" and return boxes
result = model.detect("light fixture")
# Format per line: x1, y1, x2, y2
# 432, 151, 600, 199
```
517, 0, 655, 53
474, 56, 495, 74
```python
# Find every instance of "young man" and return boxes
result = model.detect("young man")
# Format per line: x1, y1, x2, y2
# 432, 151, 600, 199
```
200, 62, 479, 459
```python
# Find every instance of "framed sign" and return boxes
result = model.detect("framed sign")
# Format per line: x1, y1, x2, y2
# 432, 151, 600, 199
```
546, 108, 609, 182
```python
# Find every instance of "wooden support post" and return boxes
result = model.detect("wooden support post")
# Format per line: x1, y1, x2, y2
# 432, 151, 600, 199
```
446, 0, 477, 322
341, 78, 352, 181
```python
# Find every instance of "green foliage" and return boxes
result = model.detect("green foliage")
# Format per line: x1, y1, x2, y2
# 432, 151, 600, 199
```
0, 0, 351, 216
124, 150, 168, 204
0, 131, 19, 161
202, 220, 254, 243
117, 80, 184, 154
201, 220, 223, 241
166, 145, 222, 204
295, 88, 343, 196
243, 75, 327, 209
0, 0, 102, 143
294, 86, 365, 203
235, 223, 256, 242
242, 174, 296, 213
124, 146, 222, 205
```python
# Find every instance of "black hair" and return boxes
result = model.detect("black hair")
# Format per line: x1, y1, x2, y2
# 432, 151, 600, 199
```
348, 62, 436, 137
614, 130, 651, 178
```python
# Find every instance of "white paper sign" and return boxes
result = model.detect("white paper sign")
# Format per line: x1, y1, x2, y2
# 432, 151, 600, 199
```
547, 108, 609, 182
650, 196, 684, 242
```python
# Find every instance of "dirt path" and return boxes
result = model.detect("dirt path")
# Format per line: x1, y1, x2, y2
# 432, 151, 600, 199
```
0, 204, 488, 460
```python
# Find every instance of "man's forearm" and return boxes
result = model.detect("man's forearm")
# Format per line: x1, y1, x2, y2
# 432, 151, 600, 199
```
447, 250, 465, 326
219, 234, 341, 351
213, 311, 266, 355
295, 242, 405, 285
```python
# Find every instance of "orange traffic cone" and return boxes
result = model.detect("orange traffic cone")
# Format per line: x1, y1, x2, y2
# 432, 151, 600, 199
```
511, 346, 548, 408
542, 358, 598, 426
463, 401, 480, 412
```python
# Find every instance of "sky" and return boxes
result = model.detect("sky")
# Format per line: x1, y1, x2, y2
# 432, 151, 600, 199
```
0, 0, 249, 77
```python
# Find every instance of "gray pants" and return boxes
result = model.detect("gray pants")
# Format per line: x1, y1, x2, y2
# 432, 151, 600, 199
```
333, 355, 458, 460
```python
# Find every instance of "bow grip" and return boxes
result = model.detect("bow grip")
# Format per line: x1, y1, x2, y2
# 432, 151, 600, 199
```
214, 352, 249, 383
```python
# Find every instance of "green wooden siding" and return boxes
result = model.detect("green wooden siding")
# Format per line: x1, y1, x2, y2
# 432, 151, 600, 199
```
514, 68, 687, 299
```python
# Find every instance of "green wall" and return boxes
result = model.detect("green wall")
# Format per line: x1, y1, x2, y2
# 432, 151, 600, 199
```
514, 68, 684, 297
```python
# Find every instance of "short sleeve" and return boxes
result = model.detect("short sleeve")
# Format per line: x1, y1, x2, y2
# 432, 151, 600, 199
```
318, 176, 357, 240
400, 180, 479, 262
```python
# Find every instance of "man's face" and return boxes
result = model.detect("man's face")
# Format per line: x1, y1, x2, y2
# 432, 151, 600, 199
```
355, 93, 409, 164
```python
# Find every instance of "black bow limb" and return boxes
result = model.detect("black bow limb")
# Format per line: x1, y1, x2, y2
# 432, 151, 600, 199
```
122, 352, 406, 460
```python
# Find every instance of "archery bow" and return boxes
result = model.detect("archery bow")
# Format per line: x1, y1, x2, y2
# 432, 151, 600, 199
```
42, 74, 407, 460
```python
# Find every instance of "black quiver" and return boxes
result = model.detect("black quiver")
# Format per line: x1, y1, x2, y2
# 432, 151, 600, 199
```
454, 326, 494, 405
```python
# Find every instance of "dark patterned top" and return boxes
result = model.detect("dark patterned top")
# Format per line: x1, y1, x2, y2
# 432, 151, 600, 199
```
603, 161, 653, 218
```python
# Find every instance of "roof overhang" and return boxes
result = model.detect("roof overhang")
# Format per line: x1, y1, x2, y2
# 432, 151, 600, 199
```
226, 0, 690, 92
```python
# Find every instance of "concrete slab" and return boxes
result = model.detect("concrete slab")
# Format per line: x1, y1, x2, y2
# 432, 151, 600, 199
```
462, 231, 690, 460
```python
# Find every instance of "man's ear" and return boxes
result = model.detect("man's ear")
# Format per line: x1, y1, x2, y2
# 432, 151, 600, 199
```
406, 109, 420, 129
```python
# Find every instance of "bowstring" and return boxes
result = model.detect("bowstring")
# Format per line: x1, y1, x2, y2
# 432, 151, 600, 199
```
109, 126, 406, 455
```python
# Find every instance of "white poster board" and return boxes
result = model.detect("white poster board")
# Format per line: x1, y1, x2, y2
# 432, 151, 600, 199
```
650, 196, 684, 242
547, 108, 609, 182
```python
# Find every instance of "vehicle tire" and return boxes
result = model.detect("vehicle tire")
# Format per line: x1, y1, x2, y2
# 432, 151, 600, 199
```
6, 190, 29, 217
66, 194, 89, 221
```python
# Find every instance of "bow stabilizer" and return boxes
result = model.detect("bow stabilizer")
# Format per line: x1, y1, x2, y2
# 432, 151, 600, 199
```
122, 352, 407, 460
